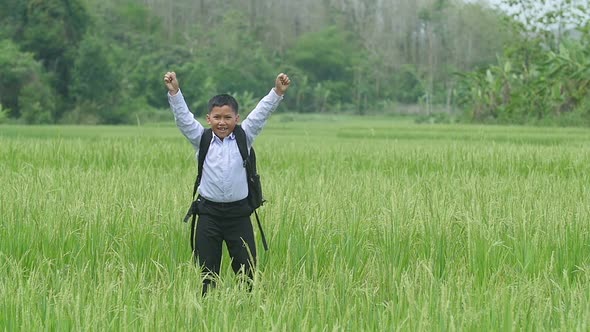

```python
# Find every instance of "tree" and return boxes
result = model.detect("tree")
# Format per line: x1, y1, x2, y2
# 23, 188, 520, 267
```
455, 0, 590, 125
0, 0, 27, 40
289, 26, 362, 109
69, 34, 122, 124
0, 39, 56, 122
19, 0, 90, 108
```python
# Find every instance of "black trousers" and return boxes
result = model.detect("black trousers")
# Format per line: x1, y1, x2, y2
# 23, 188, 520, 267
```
191, 197, 256, 295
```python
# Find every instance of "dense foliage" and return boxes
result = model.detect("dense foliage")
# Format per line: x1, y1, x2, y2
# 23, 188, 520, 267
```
454, 0, 590, 126
0, 0, 587, 125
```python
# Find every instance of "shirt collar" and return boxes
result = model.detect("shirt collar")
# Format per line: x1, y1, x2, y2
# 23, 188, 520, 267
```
211, 131, 236, 143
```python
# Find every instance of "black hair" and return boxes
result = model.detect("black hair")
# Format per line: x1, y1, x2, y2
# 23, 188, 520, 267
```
207, 94, 239, 114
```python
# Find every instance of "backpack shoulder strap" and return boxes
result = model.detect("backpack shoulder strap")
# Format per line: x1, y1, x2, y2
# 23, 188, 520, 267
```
233, 125, 249, 165
194, 128, 213, 198
234, 125, 258, 175
184, 128, 212, 223
234, 125, 267, 250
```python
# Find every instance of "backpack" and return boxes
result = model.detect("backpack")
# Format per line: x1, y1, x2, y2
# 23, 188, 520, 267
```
183, 125, 268, 250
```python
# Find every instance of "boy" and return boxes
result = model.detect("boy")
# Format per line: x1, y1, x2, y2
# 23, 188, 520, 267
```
164, 71, 290, 295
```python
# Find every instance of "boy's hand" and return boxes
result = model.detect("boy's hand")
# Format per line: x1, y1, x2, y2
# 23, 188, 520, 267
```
274, 73, 290, 96
164, 71, 180, 96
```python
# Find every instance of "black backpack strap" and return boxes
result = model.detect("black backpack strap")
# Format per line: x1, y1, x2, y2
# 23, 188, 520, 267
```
254, 210, 268, 251
233, 125, 258, 195
196, 128, 213, 195
183, 129, 212, 223
234, 125, 268, 251
233, 125, 249, 165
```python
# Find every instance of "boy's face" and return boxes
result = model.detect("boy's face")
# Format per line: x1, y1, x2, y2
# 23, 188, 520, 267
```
206, 105, 239, 139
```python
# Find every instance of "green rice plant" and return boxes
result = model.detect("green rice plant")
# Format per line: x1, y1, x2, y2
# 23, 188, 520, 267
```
1, 119, 590, 330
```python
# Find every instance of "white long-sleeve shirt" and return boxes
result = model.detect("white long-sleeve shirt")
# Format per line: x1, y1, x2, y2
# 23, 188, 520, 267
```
168, 88, 283, 202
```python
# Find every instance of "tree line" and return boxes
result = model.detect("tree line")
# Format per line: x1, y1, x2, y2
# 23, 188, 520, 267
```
0, 0, 588, 125
455, 0, 590, 126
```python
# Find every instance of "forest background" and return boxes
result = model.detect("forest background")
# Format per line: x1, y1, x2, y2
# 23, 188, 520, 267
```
0, 0, 588, 126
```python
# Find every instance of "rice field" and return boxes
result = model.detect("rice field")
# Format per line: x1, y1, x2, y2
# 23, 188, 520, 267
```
1, 115, 590, 331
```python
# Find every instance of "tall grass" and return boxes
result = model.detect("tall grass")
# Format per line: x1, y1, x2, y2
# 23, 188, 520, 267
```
1, 117, 590, 330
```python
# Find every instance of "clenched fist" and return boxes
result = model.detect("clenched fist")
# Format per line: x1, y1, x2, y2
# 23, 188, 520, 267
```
164, 72, 180, 96
275, 73, 291, 96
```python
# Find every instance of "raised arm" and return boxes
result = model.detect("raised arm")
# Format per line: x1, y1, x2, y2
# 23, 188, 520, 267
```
164, 71, 204, 150
241, 73, 291, 147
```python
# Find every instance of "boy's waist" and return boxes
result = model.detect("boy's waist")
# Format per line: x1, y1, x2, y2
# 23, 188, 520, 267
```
199, 196, 249, 208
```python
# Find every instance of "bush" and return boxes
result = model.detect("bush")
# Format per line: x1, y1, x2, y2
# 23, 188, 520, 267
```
59, 104, 101, 125
19, 82, 55, 124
